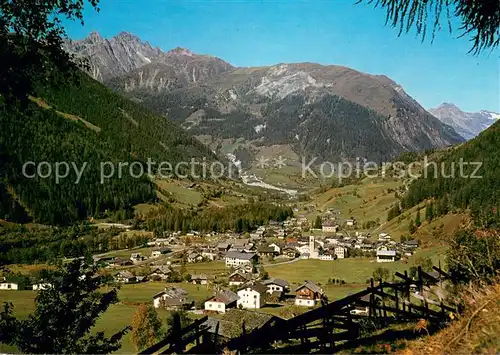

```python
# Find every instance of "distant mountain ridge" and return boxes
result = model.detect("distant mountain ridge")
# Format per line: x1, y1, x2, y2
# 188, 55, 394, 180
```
429, 103, 499, 140
65, 31, 233, 87
67, 32, 464, 164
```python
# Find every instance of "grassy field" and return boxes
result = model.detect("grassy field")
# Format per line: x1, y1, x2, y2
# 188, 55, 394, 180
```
184, 261, 227, 276
309, 175, 466, 245
311, 177, 403, 226
0, 247, 447, 353
102, 246, 157, 259
0, 281, 213, 354
266, 247, 446, 286
155, 180, 204, 206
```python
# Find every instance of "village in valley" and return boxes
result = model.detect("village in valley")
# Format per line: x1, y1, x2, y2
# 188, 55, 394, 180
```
1, 204, 431, 344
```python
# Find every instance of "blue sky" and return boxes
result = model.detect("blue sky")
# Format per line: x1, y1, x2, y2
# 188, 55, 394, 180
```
65, 0, 499, 112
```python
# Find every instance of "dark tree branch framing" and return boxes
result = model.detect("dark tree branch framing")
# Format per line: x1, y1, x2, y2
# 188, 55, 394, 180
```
0, 0, 100, 105
357, 0, 500, 54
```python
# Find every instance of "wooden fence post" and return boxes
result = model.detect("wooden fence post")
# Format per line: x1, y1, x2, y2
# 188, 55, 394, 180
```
405, 270, 411, 315
172, 312, 183, 353
395, 287, 399, 320
369, 278, 375, 318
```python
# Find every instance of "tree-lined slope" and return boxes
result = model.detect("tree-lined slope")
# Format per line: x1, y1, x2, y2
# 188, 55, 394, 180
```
0, 73, 221, 225
404, 121, 500, 226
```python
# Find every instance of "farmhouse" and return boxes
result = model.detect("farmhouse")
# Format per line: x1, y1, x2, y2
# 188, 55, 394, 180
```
376, 249, 397, 263
350, 294, 371, 315
114, 271, 136, 284
319, 251, 335, 261
228, 238, 251, 249
262, 278, 289, 295
130, 253, 145, 263
237, 282, 268, 309
345, 218, 356, 227
147, 237, 170, 247
225, 251, 258, 268
282, 247, 299, 258
151, 247, 171, 258
217, 242, 231, 252
334, 246, 348, 259
110, 258, 133, 267
378, 233, 392, 242
268, 243, 282, 254
204, 289, 239, 313
257, 246, 277, 258
149, 265, 172, 281
153, 286, 191, 310
187, 252, 203, 263
404, 240, 419, 249
228, 271, 251, 286
201, 248, 219, 261
322, 221, 339, 233
191, 274, 214, 285
0, 282, 19, 290
295, 281, 324, 307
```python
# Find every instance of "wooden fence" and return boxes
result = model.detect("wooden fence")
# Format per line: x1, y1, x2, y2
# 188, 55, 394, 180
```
141, 265, 456, 354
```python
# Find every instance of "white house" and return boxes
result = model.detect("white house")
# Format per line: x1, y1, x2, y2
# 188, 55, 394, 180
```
322, 222, 339, 233
268, 243, 282, 254
325, 238, 340, 245
225, 251, 257, 268
187, 252, 203, 263
236, 282, 268, 309
153, 286, 189, 309
130, 253, 144, 263
150, 248, 170, 258
201, 249, 218, 261
297, 244, 311, 254
376, 249, 397, 262
262, 278, 289, 295
114, 271, 136, 284
378, 233, 392, 242
345, 219, 356, 226
319, 252, 335, 261
334, 247, 347, 259
204, 289, 239, 313
0, 282, 19, 290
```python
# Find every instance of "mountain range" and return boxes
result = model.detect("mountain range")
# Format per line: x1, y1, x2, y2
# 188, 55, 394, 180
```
429, 103, 499, 140
66, 31, 465, 165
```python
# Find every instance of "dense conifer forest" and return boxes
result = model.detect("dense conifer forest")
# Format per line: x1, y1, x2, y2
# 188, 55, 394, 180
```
144, 201, 294, 234
0, 74, 224, 225
403, 121, 500, 226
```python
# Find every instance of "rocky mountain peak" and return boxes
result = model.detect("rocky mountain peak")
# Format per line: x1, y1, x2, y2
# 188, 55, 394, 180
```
429, 103, 498, 140
167, 47, 195, 56
87, 31, 103, 43
114, 31, 144, 44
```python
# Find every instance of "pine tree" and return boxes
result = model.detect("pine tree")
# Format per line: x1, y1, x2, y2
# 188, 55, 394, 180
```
415, 209, 422, 227
357, 0, 500, 54
425, 203, 434, 222
409, 220, 417, 234
387, 203, 401, 221
314, 216, 322, 229
0, 258, 128, 353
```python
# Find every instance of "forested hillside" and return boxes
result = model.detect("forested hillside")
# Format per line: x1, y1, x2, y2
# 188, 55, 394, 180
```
0, 74, 222, 225
403, 121, 500, 226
